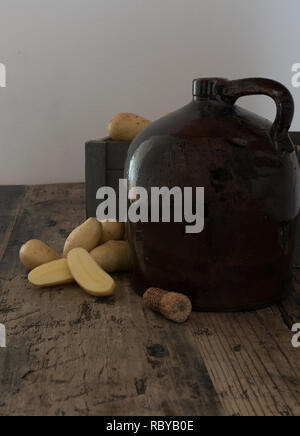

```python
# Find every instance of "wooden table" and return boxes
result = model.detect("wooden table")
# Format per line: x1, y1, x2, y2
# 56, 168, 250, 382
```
0, 184, 299, 417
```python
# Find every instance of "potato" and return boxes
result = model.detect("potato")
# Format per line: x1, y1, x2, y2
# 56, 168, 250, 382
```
100, 221, 124, 243
67, 248, 115, 297
28, 259, 74, 287
108, 113, 151, 142
20, 240, 60, 270
90, 241, 132, 273
63, 218, 102, 257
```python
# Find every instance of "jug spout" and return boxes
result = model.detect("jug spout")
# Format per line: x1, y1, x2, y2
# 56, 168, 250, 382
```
193, 77, 228, 99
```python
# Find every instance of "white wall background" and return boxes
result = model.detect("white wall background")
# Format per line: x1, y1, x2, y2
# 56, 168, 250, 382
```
0, 0, 299, 185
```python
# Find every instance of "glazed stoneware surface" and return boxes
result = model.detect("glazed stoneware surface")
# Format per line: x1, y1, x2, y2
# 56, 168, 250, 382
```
125, 78, 300, 311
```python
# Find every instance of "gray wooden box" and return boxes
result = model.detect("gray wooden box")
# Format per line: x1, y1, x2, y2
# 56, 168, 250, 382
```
85, 137, 130, 218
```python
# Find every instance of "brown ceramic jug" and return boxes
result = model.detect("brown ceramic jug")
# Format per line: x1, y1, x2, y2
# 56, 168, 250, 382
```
125, 78, 300, 311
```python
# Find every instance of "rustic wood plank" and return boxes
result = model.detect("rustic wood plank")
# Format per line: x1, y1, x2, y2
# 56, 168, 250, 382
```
188, 304, 300, 416
1, 183, 300, 416
0, 183, 222, 416
277, 270, 300, 326
0, 186, 26, 262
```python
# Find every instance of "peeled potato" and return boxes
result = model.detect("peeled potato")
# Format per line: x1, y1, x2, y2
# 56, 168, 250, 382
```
63, 218, 102, 257
28, 259, 74, 287
100, 221, 124, 243
67, 248, 115, 297
20, 240, 60, 270
108, 113, 151, 142
90, 241, 132, 273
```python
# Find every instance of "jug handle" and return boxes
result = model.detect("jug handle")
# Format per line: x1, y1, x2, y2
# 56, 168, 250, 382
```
220, 78, 295, 153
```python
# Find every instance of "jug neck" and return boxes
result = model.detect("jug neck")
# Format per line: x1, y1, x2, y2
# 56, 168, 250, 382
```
193, 77, 228, 101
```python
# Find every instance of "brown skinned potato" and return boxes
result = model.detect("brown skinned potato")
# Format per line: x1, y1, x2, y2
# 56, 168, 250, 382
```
108, 113, 151, 142
100, 221, 125, 243
20, 240, 60, 270
90, 241, 132, 273
63, 218, 102, 257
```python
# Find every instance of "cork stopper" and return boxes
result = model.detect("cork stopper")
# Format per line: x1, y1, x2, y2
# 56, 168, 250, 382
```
143, 288, 192, 324
143, 288, 168, 312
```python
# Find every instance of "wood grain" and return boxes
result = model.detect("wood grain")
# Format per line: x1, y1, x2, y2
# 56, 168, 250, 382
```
0, 184, 221, 416
0, 184, 299, 416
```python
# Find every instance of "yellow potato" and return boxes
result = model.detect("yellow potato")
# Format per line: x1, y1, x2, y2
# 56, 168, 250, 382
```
28, 259, 74, 287
108, 113, 151, 142
90, 241, 132, 273
63, 218, 102, 257
67, 248, 115, 297
20, 240, 60, 270
100, 221, 124, 243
